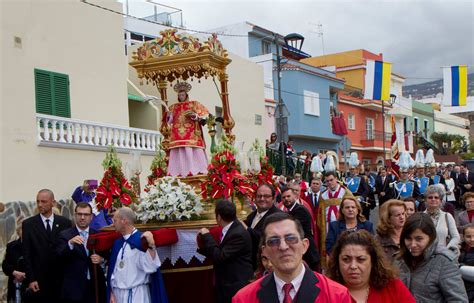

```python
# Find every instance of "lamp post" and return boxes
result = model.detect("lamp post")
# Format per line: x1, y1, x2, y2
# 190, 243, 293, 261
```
273, 33, 304, 176
382, 94, 397, 161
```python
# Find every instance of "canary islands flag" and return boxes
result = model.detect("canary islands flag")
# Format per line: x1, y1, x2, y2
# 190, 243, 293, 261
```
364, 60, 392, 101
443, 65, 468, 106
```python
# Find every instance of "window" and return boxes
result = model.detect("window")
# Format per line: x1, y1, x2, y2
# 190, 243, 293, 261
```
366, 118, 374, 140
403, 117, 408, 133
255, 114, 262, 125
34, 69, 70, 118
414, 117, 419, 133
303, 91, 320, 116
262, 40, 271, 55
348, 114, 355, 130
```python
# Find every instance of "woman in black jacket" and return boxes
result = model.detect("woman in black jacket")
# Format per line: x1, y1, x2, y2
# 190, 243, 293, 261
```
2, 219, 26, 303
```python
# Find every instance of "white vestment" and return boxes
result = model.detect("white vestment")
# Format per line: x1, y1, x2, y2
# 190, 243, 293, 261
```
111, 232, 162, 303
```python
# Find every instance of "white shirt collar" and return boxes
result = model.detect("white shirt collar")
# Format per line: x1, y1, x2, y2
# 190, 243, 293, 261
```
274, 264, 306, 303
40, 213, 54, 225
123, 228, 138, 240
76, 226, 90, 234
221, 221, 233, 238
256, 209, 269, 217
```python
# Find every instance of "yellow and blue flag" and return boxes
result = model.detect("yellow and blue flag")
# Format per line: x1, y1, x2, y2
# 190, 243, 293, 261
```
364, 60, 392, 101
443, 65, 468, 106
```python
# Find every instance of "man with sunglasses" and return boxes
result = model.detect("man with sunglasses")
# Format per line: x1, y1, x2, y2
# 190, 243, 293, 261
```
232, 212, 352, 303
57, 202, 106, 303
244, 184, 282, 269
280, 187, 320, 271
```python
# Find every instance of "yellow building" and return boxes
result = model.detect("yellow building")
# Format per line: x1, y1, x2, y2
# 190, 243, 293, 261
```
301, 49, 384, 90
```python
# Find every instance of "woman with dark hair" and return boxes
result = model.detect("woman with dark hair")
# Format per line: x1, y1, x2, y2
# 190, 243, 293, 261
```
457, 192, 474, 232
327, 230, 415, 303
326, 195, 374, 255
375, 199, 407, 262
459, 223, 474, 301
395, 212, 468, 302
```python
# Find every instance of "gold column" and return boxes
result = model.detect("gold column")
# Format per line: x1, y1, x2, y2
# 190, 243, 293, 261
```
219, 73, 235, 143
158, 79, 171, 152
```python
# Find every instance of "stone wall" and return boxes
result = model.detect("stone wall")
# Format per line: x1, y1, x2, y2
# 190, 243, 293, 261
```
0, 199, 75, 302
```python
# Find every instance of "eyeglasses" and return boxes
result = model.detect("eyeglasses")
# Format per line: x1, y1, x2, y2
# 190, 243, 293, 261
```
256, 194, 273, 199
75, 212, 92, 217
426, 196, 440, 200
265, 234, 300, 247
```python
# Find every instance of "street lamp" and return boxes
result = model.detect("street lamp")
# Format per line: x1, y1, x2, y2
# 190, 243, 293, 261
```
381, 94, 397, 161
274, 33, 304, 175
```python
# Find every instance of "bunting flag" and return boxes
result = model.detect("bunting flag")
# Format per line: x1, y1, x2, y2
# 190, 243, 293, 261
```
443, 65, 468, 106
390, 115, 399, 161
364, 60, 392, 101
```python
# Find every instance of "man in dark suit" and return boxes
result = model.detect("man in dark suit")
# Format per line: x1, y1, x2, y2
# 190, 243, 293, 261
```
459, 164, 474, 197
22, 189, 72, 303
375, 166, 397, 206
232, 212, 352, 303
451, 165, 462, 208
281, 187, 320, 271
305, 177, 322, 217
57, 202, 106, 303
244, 184, 281, 269
198, 199, 253, 303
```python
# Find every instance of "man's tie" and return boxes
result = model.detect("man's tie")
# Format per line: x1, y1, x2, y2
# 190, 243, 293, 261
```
283, 283, 293, 303
45, 219, 52, 235
80, 230, 90, 280
251, 213, 262, 229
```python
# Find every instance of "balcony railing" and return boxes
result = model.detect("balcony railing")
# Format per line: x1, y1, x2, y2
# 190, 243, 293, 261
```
36, 114, 161, 154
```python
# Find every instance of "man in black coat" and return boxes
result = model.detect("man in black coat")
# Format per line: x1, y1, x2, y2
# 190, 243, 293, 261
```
280, 187, 320, 271
375, 166, 397, 206
57, 202, 106, 303
197, 199, 254, 303
459, 164, 474, 197
22, 189, 72, 303
244, 184, 282, 269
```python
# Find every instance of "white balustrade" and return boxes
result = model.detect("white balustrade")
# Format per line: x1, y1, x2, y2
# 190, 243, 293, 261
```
36, 114, 161, 154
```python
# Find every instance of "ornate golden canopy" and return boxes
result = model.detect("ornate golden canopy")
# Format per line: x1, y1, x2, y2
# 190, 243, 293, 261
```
130, 29, 232, 84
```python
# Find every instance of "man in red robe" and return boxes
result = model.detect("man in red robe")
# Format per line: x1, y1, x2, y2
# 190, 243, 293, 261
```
232, 212, 352, 303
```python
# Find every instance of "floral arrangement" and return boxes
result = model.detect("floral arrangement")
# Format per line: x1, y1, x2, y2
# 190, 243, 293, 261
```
146, 144, 168, 190
95, 146, 137, 210
201, 135, 253, 202
247, 139, 277, 200
137, 176, 203, 222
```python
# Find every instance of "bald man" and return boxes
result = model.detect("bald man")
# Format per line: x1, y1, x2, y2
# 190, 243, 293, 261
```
22, 189, 72, 302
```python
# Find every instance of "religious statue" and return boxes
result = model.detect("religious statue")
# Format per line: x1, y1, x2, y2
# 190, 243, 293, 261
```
167, 82, 210, 177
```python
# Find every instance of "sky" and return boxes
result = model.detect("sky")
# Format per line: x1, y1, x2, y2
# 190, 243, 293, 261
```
127, 0, 473, 85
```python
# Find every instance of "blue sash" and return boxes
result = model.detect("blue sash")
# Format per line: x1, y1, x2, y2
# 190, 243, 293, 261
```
345, 176, 361, 193
432, 175, 440, 184
395, 181, 414, 198
414, 177, 429, 195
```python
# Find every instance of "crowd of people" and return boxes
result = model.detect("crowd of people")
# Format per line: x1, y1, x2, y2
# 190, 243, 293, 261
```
3, 155, 474, 302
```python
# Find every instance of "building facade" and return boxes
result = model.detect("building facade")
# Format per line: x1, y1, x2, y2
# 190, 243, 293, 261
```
213, 22, 345, 154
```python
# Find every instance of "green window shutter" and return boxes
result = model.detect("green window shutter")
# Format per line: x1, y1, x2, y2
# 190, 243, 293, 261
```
34, 69, 70, 118
52, 73, 70, 118
35, 69, 53, 115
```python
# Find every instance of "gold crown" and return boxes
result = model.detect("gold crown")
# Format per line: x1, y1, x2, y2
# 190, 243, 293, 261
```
173, 82, 192, 93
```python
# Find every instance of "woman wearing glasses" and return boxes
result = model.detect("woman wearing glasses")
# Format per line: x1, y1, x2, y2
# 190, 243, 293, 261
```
325, 195, 374, 255
456, 192, 474, 232
423, 184, 460, 258
327, 230, 415, 303
395, 213, 468, 302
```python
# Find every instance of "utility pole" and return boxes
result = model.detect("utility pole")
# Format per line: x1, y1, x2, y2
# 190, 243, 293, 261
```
274, 33, 286, 175
382, 100, 386, 160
